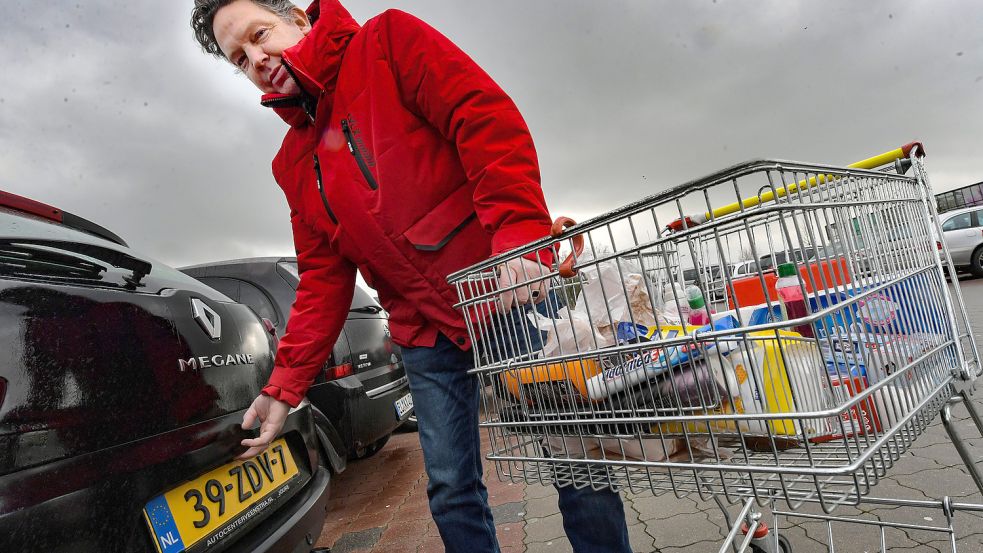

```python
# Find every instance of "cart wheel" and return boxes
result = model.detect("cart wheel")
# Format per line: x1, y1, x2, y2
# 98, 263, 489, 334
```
750, 535, 791, 553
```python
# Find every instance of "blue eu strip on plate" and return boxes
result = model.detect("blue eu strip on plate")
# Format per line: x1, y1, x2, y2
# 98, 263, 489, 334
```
145, 494, 185, 553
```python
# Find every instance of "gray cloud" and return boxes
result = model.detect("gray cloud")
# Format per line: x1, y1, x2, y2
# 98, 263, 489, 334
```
1, 0, 980, 271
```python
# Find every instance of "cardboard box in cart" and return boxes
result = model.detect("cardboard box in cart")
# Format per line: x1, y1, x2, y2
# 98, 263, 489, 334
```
725, 272, 950, 443
810, 273, 951, 432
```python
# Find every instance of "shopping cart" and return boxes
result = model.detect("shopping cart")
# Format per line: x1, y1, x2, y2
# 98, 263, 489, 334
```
448, 142, 983, 551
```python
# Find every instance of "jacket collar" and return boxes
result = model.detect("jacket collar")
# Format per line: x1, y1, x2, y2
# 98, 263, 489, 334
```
260, 0, 360, 128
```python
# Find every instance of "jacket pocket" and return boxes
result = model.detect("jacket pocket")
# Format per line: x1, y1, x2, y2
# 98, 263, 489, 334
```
403, 184, 477, 251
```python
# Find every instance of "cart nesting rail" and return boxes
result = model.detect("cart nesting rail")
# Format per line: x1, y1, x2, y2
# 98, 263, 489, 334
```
448, 142, 983, 551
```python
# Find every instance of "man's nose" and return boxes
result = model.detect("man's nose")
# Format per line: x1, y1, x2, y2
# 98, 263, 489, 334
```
247, 46, 270, 71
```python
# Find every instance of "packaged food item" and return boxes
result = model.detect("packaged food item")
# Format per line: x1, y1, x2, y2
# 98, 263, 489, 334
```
809, 274, 947, 337
818, 329, 947, 431
584, 336, 693, 400
499, 358, 602, 406
810, 374, 881, 443
819, 329, 944, 383
712, 303, 782, 327
588, 317, 741, 400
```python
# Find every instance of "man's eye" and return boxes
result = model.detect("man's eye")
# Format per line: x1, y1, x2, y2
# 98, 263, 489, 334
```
255, 27, 269, 41
236, 55, 247, 70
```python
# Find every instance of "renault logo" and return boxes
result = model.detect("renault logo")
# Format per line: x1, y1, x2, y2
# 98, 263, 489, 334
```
191, 298, 221, 340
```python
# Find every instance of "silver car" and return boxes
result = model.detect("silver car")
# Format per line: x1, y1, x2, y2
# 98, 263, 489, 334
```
939, 206, 983, 276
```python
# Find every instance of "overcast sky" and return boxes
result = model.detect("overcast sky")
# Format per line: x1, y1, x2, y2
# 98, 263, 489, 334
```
2, 1, 981, 272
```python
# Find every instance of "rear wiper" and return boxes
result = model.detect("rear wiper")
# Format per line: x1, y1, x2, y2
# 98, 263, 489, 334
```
0, 239, 152, 288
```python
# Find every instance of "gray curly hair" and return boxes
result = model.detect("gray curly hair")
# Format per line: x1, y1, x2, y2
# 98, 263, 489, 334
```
191, 0, 300, 59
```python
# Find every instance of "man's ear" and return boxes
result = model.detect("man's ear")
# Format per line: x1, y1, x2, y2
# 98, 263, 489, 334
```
291, 7, 312, 35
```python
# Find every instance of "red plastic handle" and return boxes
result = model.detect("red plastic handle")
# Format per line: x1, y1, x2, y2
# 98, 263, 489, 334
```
551, 217, 584, 278
901, 141, 926, 158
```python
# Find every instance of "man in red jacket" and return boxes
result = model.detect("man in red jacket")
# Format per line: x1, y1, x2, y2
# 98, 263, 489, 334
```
191, 1, 632, 551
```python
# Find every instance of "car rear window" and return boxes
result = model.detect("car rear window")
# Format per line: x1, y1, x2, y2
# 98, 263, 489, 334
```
279, 261, 380, 311
239, 281, 280, 324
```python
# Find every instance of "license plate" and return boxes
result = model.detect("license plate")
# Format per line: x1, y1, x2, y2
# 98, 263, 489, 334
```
143, 438, 299, 553
394, 392, 414, 419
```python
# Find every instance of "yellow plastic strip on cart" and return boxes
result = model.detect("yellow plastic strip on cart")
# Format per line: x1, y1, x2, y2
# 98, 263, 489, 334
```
671, 141, 924, 230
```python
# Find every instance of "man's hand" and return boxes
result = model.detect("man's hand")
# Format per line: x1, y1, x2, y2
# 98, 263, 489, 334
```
498, 257, 549, 311
238, 394, 291, 460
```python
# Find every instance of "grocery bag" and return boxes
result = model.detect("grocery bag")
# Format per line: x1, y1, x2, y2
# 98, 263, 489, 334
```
572, 251, 661, 340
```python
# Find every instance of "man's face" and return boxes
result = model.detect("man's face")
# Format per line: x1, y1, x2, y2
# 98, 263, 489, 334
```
213, 0, 311, 95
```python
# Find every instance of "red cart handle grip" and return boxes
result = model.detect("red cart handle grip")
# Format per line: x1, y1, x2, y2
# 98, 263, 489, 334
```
551, 217, 584, 278
901, 141, 926, 158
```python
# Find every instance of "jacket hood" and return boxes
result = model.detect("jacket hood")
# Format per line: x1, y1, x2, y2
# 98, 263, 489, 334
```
261, 0, 360, 127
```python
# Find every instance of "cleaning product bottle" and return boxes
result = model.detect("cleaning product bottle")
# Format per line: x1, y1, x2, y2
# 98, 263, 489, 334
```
662, 283, 690, 324
775, 263, 815, 337
686, 284, 713, 326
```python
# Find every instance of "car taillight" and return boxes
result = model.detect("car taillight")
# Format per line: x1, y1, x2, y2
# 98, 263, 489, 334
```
937, 241, 943, 250
324, 362, 354, 381
261, 318, 278, 345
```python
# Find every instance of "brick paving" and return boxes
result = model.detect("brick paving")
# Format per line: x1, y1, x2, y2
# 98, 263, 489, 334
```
315, 277, 983, 552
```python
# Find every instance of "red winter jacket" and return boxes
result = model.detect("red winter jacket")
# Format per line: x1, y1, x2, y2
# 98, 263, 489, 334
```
261, 0, 554, 406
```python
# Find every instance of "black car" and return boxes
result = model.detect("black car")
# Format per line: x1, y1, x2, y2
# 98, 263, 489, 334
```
0, 191, 330, 553
180, 258, 414, 461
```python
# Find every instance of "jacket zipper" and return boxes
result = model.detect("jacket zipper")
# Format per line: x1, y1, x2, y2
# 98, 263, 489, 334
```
280, 59, 316, 124
340, 119, 379, 190
313, 154, 338, 224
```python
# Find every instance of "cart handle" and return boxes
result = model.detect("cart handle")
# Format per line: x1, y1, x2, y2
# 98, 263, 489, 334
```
551, 216, 584, 278
665, 141, 926, 233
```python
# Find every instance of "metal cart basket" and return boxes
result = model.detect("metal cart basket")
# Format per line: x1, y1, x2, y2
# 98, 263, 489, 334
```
448, 142, 983, 551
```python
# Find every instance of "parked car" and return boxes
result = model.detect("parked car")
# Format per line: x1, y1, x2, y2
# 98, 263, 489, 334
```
180, 258, 414, 461
731, 259, 759, 279
757, 249, 807, 273
0, 191, 330, 553
938, 206, 983, 276
682, 265, 726, 302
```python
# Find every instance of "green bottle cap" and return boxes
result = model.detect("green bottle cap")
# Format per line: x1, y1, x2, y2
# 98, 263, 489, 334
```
777, 263, 797, 278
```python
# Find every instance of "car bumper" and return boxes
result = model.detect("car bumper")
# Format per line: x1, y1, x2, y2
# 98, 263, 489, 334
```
0, 406, 329, 553
309, 374, 411, 455
230, 462, 330, 553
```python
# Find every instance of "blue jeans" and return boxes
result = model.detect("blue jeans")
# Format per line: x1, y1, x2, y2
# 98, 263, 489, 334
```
401, 298, 632, 553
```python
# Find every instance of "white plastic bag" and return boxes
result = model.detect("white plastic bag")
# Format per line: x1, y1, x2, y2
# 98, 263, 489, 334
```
573, 253, 662, 336
527, 307, 613, 358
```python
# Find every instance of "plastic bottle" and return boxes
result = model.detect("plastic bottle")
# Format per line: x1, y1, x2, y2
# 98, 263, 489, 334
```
662, 283, 690, 323
775, 263, 815, 338
686, 284, 713, 326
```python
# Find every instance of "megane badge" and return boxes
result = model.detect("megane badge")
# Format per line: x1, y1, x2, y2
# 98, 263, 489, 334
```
191, 298, 221, 340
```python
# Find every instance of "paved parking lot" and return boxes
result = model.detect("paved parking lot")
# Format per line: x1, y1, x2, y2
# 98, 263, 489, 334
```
316, 277, 983, 553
